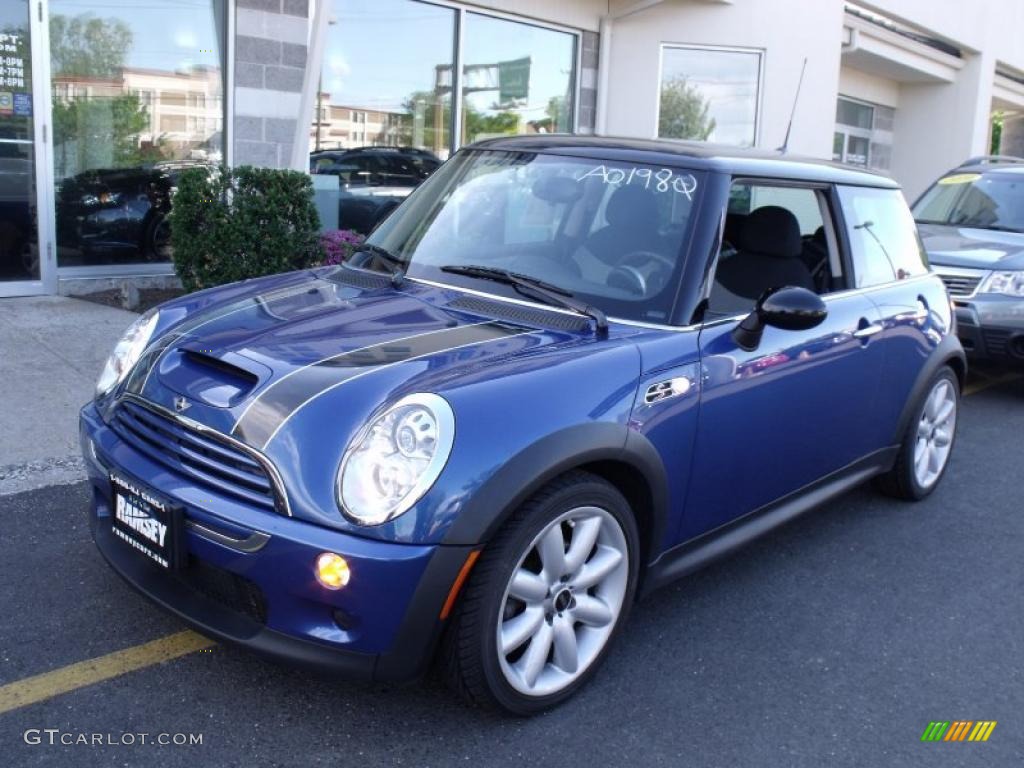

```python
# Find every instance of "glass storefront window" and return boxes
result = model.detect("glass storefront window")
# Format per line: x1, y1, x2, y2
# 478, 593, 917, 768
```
0, 0, 39, 282
312, 0, 455, 159
460, 13, 576, 144
49, 0, 226, 267
313, 1, 578, 162
658, 46, 762, 146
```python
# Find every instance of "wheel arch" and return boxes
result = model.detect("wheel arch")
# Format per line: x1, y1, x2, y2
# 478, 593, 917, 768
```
891, 334, 967, 446
441, 422, 670, 570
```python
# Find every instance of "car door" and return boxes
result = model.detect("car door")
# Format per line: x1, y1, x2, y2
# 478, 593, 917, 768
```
679, 182, 887, 542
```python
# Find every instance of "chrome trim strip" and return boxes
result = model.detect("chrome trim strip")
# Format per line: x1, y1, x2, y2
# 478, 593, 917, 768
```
931, 266, 990, 277
260, 330, 534, 450
118, 394, 293, 518
231, 321, 492, 435
186, 520, 271, 553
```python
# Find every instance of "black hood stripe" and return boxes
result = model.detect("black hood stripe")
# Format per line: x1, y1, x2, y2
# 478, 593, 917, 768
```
232, 322, 524, 450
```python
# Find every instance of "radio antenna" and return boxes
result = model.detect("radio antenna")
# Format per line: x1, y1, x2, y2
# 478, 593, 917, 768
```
778, 58, 807, 153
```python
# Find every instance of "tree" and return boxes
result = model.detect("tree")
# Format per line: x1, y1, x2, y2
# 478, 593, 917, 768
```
53, 92, 157, 172
658, 77, 716, 142
991, 111, 1004, 155
50, 13, 132, 78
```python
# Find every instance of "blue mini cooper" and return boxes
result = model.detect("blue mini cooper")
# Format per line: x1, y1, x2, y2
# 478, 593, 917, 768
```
81, 136, 964, 714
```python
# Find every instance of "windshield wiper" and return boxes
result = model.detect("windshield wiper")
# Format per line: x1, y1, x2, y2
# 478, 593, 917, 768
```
440, 264, 608, 337
345, 243, 406, 286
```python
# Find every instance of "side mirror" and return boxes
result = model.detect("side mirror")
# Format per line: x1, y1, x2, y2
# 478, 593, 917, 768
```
732, 286, 827, 351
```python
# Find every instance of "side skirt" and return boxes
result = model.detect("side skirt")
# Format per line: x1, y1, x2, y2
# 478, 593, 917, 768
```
640, 446, 899, 598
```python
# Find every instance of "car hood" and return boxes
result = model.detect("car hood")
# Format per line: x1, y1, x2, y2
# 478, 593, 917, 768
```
918, 222, 1024, 270
107, 269, 648, 533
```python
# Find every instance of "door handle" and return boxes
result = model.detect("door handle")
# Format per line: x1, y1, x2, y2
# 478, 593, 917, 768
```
853, 323, 883, 339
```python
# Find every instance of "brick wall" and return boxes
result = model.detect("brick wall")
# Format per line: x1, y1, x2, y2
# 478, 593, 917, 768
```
234, 0, 311, 168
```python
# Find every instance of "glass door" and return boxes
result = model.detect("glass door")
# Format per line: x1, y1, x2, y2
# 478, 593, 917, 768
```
0, 0, 54, 296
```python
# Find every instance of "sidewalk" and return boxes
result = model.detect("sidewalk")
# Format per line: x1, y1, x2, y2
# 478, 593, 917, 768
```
0, 296, 137, 495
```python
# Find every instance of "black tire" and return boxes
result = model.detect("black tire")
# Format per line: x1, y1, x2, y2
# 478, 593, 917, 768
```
144, 214, 172, 261
442, 470, 639, 715
875, 366, 960, 500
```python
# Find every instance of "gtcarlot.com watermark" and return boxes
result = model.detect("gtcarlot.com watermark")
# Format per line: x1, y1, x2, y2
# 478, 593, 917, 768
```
24, 729, 203, 747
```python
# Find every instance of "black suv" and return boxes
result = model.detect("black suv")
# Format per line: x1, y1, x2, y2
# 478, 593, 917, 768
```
310, 146, 441, 234
914, 155, 1024, 365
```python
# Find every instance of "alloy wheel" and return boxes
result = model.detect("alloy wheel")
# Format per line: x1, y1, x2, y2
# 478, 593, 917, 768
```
913, 378, 957, 489
495, 506, 629, 697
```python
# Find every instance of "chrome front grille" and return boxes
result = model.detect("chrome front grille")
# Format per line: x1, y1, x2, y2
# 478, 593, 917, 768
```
936, 271, 984, 298
110, 397, 287, 515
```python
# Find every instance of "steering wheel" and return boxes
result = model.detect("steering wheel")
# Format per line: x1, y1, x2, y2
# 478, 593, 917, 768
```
607, 250, 675, 296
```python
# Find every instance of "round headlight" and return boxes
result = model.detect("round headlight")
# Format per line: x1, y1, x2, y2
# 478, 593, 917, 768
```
338, 393, 455, 526
95, 309, 160, 397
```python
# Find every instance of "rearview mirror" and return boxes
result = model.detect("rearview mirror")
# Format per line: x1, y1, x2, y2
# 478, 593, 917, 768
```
732, 286, 827, 351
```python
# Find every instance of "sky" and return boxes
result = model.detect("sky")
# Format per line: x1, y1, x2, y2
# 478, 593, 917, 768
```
49, 0, 223, 74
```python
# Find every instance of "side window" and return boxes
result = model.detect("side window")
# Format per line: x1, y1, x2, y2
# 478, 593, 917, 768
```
837, 186, 928, 288
708, 181, 840, 318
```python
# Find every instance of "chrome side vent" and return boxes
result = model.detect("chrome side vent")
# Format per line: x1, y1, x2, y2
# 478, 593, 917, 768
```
644, 376, 693, 404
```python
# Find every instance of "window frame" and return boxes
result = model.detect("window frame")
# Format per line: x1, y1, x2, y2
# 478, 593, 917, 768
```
656, 42, 765, 147
698, 176, 853, 324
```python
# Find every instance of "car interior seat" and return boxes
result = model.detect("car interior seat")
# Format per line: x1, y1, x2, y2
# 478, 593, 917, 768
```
714, 205, 816, 301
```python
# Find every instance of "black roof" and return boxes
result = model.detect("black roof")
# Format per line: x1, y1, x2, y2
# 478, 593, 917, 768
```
468, 134, 899, 188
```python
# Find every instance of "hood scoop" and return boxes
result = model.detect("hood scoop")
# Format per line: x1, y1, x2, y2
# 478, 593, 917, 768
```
157, 347, 267, 408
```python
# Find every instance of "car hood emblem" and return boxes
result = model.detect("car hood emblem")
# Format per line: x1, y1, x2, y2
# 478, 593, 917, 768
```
174, 396, 192, 413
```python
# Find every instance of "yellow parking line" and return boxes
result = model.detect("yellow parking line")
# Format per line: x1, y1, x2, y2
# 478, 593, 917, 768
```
0, 631, 214, 715
963, 372, 1023, 397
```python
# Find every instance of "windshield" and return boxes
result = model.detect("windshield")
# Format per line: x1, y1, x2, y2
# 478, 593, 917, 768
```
913, 172, 1024, 233
367, 149, 704, 324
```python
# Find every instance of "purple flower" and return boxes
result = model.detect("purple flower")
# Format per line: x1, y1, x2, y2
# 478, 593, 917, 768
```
319, 229, 365, 266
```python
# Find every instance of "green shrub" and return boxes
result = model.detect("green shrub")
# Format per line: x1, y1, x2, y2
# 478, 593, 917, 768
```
169, 165, 322, 292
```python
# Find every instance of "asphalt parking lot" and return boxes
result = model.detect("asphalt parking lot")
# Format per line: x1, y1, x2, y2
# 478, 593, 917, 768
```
1, 370, 1022, 768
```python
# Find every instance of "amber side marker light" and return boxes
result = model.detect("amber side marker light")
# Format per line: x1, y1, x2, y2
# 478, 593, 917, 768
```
440, 550, 481, 619
315, 552, 351, 590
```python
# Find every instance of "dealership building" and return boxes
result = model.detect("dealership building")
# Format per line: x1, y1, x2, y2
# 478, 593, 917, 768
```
1, 0, 1022, 297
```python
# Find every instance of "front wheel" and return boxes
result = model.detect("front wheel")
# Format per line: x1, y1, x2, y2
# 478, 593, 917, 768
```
876, 366, 959, 500
443, 471, 639, 714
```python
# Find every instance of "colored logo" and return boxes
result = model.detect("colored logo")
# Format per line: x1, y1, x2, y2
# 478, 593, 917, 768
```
921, 721, 997, 742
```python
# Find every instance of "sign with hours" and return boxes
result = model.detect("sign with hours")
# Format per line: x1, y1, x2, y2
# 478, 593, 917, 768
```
0, 33, 26, 91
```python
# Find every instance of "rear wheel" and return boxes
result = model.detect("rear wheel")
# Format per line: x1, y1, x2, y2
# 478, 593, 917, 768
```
876, 366, 959, 500
443, 471, 638, 714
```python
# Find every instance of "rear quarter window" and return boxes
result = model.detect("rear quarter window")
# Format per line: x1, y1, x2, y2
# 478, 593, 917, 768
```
837, 186, 928, 288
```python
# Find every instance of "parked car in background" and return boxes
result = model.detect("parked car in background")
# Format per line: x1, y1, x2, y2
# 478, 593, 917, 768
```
82, 137, 963, 714
55, 161, 211, 265
914, 155, 1024, 365
310, 146, 441, 234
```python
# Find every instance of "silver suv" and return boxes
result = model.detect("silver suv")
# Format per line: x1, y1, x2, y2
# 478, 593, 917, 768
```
914, 155, 1024, 365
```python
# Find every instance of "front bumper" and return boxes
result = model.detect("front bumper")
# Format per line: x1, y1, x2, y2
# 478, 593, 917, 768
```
80, 402, 471, 681
953, 296, 1024, 365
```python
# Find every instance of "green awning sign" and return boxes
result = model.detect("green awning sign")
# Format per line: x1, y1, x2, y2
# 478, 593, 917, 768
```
498, 57, 530, 102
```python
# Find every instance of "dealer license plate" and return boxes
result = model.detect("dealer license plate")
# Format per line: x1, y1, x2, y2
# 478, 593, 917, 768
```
110, 472, 183, 570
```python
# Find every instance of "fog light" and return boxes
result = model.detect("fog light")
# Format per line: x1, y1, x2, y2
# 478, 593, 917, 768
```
315, 552, 350, 590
